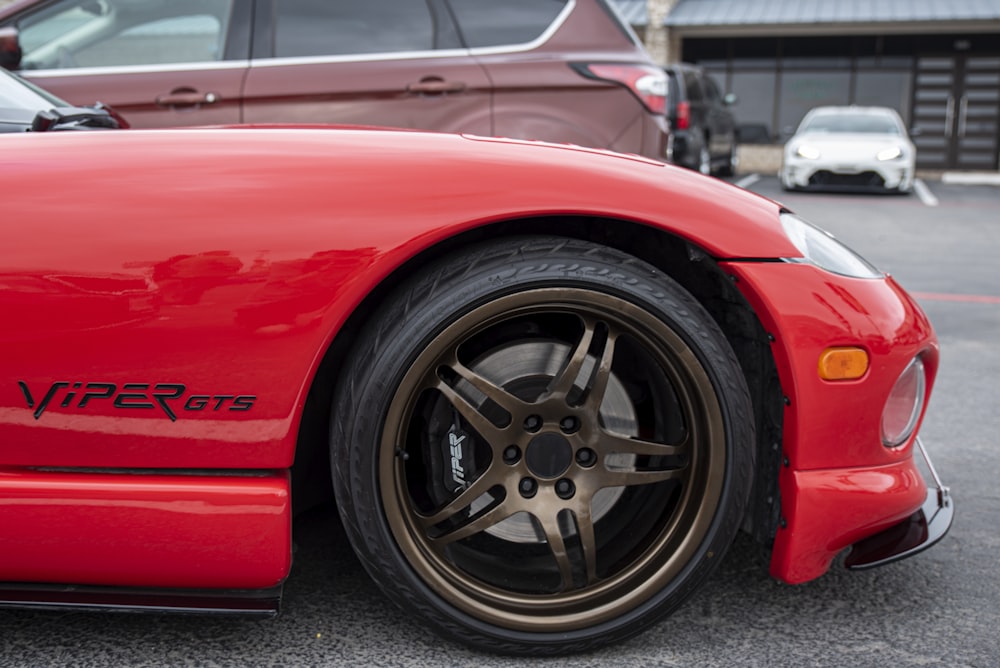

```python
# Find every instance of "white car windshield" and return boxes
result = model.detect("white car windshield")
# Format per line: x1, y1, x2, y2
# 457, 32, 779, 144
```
800, 114, 901, 135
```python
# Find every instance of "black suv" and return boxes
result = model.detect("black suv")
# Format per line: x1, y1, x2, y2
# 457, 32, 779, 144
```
666, 63, 738, 175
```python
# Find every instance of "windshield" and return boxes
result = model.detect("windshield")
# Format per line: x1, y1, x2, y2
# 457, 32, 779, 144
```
0, 68, 66, 111
800, 113, 901, 135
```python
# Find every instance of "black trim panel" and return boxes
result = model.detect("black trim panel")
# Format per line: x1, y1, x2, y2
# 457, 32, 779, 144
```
0, 583, 281, 616
845, 458, 954, 571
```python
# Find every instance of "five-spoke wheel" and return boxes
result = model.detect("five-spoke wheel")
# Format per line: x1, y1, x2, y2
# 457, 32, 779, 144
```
332, 237, 753, 654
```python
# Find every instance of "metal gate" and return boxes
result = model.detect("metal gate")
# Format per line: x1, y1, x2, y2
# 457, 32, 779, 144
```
911, 56, 1000, 171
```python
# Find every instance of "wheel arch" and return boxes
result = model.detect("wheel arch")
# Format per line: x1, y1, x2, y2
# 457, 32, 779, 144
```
291, 216, 784, 547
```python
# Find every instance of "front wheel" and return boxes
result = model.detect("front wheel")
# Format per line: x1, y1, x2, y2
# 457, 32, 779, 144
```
697, 139, 712, 175
331, 237, 754, 654
779, 170, 796, 191
718, 141, 738, 177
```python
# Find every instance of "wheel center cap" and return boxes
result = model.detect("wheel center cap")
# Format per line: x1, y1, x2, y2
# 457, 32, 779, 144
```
525, 432, 573, 479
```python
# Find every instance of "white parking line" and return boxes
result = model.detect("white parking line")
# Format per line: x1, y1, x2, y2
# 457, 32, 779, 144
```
913, 179, 939, 207
734, 173, 760, 189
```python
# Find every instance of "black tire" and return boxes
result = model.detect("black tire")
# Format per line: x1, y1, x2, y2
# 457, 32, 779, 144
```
718, 141, 738, 177
779, 171, 796, 192
697, 138, 712, 175
331, 236, 754, 655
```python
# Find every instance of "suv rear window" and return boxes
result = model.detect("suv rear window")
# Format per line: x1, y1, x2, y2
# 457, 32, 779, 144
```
274, 0, 436, 57
684, 72, 704, 103
448, 0, 569, 48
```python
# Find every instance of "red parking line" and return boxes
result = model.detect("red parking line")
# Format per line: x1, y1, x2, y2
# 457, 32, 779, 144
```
912, 292, 1000, 304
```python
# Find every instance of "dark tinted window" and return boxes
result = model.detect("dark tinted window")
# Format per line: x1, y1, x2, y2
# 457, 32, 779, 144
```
684, 72, 704, 102
449, 0, 568, 48
703, 74, 722, 104
274, 0, 435, 57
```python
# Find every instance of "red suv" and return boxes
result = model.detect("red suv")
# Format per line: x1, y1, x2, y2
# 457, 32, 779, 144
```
0, 0, 670, 160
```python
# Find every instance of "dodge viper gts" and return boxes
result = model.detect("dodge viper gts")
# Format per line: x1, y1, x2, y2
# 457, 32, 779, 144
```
0, 127, 952, 654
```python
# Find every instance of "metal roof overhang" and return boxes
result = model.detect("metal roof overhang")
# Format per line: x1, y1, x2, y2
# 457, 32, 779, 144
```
666, 20, 1000, 38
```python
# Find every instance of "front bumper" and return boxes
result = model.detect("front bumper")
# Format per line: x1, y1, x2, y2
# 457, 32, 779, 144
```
844, 438, 953, 570
722, 259, 945, 584
781, 156, 914, 192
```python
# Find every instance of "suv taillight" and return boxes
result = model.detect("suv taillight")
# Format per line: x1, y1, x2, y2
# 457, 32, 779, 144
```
574, 64, 667, 115
676, 101, 690, 130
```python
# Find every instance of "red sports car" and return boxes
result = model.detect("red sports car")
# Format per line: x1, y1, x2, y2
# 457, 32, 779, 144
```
0, 127, 952, 654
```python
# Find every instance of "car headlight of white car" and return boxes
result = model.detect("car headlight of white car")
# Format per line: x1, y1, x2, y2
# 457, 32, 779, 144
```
795, 145, 821, 160
877, 146, 903, 161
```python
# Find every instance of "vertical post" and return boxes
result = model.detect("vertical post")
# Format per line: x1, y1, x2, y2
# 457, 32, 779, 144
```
646, 0, 680, 65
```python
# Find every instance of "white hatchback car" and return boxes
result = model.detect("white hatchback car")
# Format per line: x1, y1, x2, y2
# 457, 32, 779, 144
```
781, 106, 916, 193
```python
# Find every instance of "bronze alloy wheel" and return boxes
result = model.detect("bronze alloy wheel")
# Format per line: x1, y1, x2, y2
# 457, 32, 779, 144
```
332, 237, 753, 654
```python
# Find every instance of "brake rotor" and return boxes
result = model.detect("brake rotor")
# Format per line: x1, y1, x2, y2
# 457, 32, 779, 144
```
460, 340, 636, 543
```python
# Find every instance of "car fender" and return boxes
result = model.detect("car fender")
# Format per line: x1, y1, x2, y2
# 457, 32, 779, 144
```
1, 128, 794, 472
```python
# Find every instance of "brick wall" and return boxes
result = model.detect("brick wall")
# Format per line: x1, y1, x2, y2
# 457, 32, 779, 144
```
736, 145, 783, 175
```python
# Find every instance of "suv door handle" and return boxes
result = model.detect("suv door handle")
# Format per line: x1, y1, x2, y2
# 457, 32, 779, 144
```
406, 78, 466, 95
156, 90, 220, 108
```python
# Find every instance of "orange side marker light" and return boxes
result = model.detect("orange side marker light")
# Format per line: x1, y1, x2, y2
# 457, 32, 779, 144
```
818, 347, 869, 381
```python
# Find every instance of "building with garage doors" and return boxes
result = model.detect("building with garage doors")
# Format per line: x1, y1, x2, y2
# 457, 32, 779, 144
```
613, 0, 1000, 171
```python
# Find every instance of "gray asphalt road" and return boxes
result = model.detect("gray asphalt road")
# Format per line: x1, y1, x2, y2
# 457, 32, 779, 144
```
2, 177, 998, 667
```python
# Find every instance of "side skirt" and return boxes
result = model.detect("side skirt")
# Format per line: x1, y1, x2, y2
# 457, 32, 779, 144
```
0, 582, 281, 616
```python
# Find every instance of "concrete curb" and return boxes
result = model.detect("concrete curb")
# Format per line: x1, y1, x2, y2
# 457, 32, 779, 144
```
941, 172, 1000, 186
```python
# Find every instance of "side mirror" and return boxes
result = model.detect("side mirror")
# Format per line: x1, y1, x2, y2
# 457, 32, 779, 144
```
723, 93, 737, 106
0, 26, 22, 71
909, 126, 922, 137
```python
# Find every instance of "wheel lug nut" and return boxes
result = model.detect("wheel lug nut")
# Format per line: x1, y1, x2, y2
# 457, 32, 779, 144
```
503, 445, 520, 464
523, 415, 542, 432
575, 448, 596, 467
560, 416, 579, 433
519, 477, 538, 499
555, 478, 575, 499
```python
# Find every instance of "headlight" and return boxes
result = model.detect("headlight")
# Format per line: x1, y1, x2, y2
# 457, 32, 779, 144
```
877, 146, 903, 161
881, 357, 927, 447
779, 212, 882, 279
795, 145, 821, 160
